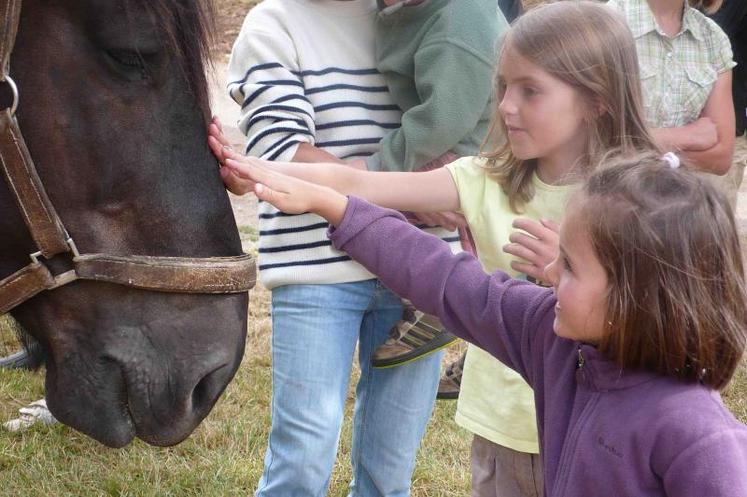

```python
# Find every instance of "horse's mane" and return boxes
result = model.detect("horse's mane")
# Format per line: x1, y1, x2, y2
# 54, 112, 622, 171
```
126, 0, 215, 111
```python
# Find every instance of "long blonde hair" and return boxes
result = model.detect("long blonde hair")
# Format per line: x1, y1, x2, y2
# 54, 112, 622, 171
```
483, 1, 657, 213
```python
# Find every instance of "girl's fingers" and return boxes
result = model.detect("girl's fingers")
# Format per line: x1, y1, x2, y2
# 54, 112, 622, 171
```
541, 218, 560, 233
221, 167, 255, 195
224, 157, 252, 176
254, 182, 300, 214
207, 127, 241, 155
508, 231, 543, 255
212, 116, 223, 133
222, 144, 243, 161
229, 158, 294, 196
208, 135, 226, 161
509, 261, 543, 280
254, 182, 279, 203
208, 122, 230, 147
225, 157, 270, 182
503, 243, 537, 263
207, 123, 222, 145
226, 158, 320, 215
512, 218, 548, 239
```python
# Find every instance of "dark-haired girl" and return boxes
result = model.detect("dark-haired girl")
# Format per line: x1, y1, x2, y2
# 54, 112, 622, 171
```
227, 150, 747, 496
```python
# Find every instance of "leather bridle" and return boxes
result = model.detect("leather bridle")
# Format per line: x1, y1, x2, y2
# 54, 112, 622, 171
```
0, 0, 256, 315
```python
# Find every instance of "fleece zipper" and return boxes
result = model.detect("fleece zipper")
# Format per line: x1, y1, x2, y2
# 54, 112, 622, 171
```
552, 347, 600, 496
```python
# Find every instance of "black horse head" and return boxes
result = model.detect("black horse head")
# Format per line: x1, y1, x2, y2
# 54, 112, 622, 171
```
0, 0, 250, 447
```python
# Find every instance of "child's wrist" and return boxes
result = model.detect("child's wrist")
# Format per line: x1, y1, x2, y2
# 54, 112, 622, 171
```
315, 187, 348, 226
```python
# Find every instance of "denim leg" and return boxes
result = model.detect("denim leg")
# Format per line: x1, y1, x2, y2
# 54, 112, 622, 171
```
349, 284, 443, 497
256, 281, 376, 497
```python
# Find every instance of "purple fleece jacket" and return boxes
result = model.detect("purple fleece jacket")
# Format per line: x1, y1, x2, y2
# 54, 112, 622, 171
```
329, 197, 747, 497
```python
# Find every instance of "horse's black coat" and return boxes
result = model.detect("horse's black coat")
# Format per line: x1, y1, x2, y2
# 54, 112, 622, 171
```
0, 0, 249, 448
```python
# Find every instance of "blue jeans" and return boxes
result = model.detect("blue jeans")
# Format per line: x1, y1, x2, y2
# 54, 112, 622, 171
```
255, 280, 442, 497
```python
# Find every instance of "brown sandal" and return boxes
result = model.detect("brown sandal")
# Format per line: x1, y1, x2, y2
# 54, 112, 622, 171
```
437, 352, 466, 400
372, 301, 458, 369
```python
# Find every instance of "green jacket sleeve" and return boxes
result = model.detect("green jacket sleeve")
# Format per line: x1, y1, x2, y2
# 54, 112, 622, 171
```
369, 40, 496, 172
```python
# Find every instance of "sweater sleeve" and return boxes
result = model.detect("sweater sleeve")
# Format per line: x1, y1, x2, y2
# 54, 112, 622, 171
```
329, 196, 555, 382
662, 429, 747, 496
369, 41, 495, 172
226, 16, 315, 162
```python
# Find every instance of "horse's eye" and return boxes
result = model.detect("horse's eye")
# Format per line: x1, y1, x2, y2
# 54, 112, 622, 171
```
106, 49, 146, 69
103, 48, 164, 82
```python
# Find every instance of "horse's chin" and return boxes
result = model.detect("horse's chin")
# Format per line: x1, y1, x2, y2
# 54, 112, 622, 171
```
37, 301, 244, 447
45, 392, 136, 448
44, 360, 137, 448
47, 394, 193, 448
44, 380, 197, 448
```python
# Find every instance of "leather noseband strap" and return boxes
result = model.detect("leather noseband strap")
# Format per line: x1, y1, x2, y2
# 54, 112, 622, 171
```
0, 0, 256, 315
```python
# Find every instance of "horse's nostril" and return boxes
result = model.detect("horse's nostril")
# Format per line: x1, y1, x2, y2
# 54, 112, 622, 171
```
191, 364, 228, 412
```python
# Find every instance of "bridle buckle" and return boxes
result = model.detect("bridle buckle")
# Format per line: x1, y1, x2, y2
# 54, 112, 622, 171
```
1, 75, 18, 116
29, 237, 80, 289
29, 237, 79, 264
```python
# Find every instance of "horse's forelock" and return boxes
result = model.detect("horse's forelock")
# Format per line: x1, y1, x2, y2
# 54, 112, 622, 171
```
125, 0, 215, 112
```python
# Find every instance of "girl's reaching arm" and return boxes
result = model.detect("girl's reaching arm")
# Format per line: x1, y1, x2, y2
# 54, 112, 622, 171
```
209, 119, 465, 229
330, 196, 553, 383
243, 163, 555, 383
222, 153, 461, 214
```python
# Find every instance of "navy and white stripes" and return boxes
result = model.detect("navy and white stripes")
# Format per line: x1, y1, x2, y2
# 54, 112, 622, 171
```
229, 65, 400, 160
227, 0, 459, 288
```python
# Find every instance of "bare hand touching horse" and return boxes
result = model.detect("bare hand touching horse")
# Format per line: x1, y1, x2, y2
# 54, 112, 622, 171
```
224, 158, 349, 226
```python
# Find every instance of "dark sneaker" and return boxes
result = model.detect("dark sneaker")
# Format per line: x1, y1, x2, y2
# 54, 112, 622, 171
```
372, 302, 458, 369
437, 352, 466, 400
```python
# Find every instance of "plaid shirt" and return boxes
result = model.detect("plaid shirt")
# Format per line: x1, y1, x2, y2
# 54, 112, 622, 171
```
607, 0, 736, 127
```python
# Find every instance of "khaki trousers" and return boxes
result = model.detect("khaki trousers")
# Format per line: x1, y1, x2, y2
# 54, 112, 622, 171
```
471, 435, 543, 497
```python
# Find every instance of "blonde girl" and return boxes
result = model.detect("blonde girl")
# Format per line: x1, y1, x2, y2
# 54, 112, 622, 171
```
211, 2, 660, 495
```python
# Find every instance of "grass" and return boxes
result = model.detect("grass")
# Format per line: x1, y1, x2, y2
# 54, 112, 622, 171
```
1, 280, 746, 496
724, 360, 747, 422
2, 40, 746, 489
238, 225, 259, 243
1, 203, 747, 496
0, 286, 471, 497
1, 0, 473, 482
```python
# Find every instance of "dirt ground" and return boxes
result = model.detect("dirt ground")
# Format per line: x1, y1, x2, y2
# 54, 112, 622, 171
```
213, 0, 260, 55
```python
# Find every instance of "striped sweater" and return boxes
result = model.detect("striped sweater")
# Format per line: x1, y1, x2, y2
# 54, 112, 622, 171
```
227, 0, 458, 289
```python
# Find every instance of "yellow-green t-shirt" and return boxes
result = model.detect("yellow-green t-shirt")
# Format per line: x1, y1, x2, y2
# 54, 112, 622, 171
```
446, 156, 571, 453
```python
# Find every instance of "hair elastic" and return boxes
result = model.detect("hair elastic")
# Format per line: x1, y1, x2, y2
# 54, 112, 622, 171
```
661, 152, 680, 169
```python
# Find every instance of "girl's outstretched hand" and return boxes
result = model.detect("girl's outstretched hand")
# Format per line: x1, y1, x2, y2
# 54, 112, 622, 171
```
503, 218, 560, 282
207, 116, 257, 195
208, 116, 238, 166
224, 158, 348, 226
220, 167, 256, 195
